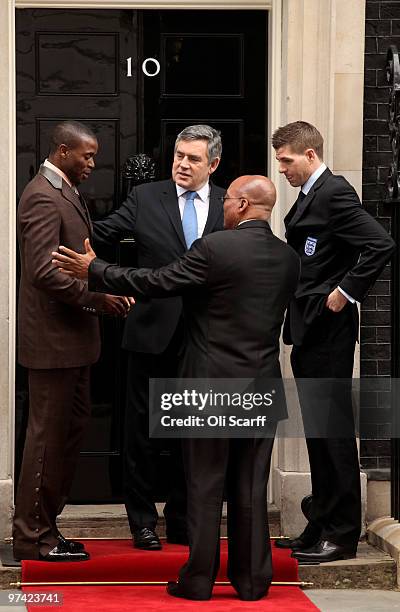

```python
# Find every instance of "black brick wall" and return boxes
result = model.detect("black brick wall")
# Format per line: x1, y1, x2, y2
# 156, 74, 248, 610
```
361, 0, 396, 472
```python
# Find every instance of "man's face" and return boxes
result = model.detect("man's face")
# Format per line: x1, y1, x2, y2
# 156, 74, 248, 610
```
172, 139, 219, 191
275, 145, 314, 187
62, 137, 98, 185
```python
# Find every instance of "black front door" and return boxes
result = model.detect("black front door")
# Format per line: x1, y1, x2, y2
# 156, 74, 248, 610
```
142, 10, 268, 186
15, 8, 268, 502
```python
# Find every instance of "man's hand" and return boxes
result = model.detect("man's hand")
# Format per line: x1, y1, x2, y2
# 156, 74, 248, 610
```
52, 238, 95, 280
326, 287, 348, 313
103, 295, 134, 317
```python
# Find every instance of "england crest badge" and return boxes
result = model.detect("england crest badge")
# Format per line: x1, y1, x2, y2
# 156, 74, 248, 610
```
304, 237, 317, 256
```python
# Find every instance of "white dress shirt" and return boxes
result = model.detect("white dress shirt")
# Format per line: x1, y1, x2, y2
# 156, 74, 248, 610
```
176, 182, 210, 239
301, 163, 327, 195
43, 159, 79, 194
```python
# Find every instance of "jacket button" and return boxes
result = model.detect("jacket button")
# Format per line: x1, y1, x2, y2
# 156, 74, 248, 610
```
36, 472, 41, 478
34, 501, 39, 507
35, 487, 39, 492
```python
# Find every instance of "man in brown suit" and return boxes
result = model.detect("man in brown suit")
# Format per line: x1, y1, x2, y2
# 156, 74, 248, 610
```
13, 121, 130, 562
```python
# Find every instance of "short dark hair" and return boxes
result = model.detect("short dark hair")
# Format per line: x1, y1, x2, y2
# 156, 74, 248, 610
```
272, 121, 324, 160
49, 121, 97, 154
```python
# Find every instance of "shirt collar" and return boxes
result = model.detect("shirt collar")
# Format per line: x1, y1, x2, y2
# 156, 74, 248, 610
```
238, 218, 258, 226
301, 163, 327, 195
43, 158, 74, 190
176, 181, 209, 202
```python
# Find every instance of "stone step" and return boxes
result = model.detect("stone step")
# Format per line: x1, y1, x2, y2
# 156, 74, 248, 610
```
298, 541, 397, 590
56, 503, 281, 539
0, 506, 397, 591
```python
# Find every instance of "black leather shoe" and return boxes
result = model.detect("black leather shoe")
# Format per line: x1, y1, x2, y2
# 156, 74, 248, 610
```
275, 529, 319, 551
57, 532, 85, 552
166, 581, 211, 601
292, 539, 357, 564
39, 541, 90, 562
301, 494, 313, 521
133, 527, 162, 550
166, 532, 189, 545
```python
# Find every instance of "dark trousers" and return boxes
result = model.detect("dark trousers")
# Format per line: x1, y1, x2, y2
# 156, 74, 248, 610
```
124, 328, 187, 534
177, 434, 275, 601
291, 305, 361, 548
13, 366, 91, 559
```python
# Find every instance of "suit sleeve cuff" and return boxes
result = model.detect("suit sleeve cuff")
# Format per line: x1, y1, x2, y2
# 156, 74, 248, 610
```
337, 286, 356, 304
88, 257, 112, 292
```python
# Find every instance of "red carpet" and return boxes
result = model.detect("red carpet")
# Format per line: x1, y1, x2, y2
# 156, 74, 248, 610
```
22, 540, 319, 611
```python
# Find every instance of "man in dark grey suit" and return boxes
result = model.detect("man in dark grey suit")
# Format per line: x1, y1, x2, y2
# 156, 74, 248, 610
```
91, 125, 225, 549
53, 175, 299, 600
272, 121, 396, 563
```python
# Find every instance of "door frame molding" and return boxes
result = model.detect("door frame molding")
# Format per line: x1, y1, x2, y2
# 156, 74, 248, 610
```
1, 0, 281, 533
16, 0, 272, 8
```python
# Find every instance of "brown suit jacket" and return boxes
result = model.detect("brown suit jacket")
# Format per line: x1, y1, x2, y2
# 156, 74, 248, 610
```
17, 164, 106, 369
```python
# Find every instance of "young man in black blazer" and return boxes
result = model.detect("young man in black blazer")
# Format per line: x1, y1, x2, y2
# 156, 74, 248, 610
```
52, 175, 300, 600
91, 125, 225, 550
272, 121, 395, 563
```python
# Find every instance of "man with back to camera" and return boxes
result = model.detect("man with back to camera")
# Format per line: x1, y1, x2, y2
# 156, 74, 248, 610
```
52, 174, 300, 600
13, 121, 131, 562
272, 121, 396, 563
90, 125, 225, 550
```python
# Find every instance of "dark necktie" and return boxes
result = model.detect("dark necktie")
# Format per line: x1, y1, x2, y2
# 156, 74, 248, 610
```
296, 190, 307, 215
77, 191, 91, 225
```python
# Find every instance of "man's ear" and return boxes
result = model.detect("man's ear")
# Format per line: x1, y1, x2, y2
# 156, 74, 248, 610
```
238, 198, 249, 213
209, 157, 220, 175
305, 148, 317, 163
59, 143, 69, 158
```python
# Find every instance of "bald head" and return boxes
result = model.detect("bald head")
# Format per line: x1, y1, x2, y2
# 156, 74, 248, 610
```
223, 175, 276, 229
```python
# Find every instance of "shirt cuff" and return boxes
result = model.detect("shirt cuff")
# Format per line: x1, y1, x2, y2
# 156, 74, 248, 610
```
337, 286, 356, 304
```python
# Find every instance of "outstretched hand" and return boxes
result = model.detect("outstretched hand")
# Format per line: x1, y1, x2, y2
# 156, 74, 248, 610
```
52, 238, 95, 280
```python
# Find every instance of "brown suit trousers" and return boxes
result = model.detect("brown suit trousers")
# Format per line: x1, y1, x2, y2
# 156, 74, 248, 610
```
13, 367, 91, 559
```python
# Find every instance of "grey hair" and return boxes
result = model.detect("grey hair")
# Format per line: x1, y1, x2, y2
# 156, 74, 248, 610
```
175, 125, 222, 163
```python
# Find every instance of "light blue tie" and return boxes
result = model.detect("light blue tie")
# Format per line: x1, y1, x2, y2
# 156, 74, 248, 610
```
182, 191, 198, 248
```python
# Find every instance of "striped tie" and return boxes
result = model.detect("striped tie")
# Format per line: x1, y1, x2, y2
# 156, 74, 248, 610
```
182, 191, 198, 248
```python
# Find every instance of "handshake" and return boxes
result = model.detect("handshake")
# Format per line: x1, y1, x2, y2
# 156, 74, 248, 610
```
52, 239, 134, 317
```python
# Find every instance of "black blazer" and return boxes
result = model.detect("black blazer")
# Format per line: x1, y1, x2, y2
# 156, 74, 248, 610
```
89, 221, 300, 378
283, 168, 396, 346
93, 179, 225, 353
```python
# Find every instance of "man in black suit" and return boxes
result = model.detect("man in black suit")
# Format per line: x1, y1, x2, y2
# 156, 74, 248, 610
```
52, 175, 300, 600
272, 121, 396, 563
90, 125, 224, 549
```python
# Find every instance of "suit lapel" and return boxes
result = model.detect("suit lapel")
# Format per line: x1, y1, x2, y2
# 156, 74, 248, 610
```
78, 193, 93, 236
203, 183, 223, 235
286, 190, 317, 231
159, 180, 186, 249
285, 168, 332, 234
39, 164, 91, 231
61, 182, 92, 232
159, 180, 223, 247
